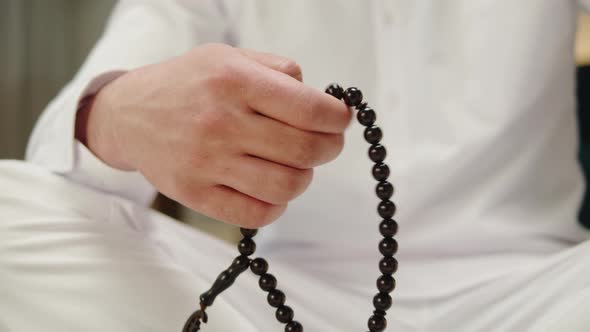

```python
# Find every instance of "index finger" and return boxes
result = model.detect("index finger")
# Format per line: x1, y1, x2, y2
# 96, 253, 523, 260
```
241, 59, 352, 134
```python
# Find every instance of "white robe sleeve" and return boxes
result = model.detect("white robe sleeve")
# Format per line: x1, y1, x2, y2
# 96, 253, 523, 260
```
25, 0, 234, 205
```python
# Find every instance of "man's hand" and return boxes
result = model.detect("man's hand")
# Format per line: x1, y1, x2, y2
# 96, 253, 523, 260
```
79, 43, 351, 228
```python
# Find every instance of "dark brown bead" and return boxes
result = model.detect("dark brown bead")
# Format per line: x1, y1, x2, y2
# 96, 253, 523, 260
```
343, 87, 363, 107
240, 228, 258, 238
372, 163, 390, 181
375, 181, 394, 200
368, 314, 387, 332
357, 107, 376, 126
379, 238, 398, 257
376, 274, 396, 293
325, 83, 344, 100
276, 305, 294, 323
379, 256, 398, 275
238, 237, 256, 256
379, 219, 398, 237
231, 255, 251, 272
267, 289, 286, 308
250, 258, 268, 276
377, 200, 396, 219
373, 292, 392, 311
259, 273, 277, 292
364, 126, 383, 144
369, 144, 387, 162
285, 321, 303, 332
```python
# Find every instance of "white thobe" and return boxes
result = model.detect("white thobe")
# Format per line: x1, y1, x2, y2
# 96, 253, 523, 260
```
2, 1, 590, 331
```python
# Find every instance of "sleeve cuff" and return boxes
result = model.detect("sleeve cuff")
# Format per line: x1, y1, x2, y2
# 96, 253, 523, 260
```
69, 141, 157, 206
26, 70, 157, 206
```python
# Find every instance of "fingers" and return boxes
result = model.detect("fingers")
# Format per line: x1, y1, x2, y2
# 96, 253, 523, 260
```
162, 45, 354, 228
240, 112, 344, 169
173, 152, 309, 227
213, 154, 314, 205
240, 58, 352, 134
238, 48, 303, 81
193, 184, 287, 228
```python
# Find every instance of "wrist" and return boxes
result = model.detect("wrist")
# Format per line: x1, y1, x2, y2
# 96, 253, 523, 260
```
75, 81, 135, 171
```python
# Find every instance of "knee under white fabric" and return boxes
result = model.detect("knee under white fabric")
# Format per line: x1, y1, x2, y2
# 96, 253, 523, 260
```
1, 161, 588, 331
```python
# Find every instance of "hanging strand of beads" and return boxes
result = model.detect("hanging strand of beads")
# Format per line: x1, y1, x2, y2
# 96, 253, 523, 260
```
183, 84, 399, 332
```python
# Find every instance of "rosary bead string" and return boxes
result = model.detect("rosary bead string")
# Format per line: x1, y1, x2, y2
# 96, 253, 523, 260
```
184, 84, 399, 332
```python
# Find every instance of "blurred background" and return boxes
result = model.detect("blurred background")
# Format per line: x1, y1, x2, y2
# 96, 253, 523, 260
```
0, 1, 589, 237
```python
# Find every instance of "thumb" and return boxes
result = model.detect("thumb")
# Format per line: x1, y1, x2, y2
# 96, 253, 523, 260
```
238, 48, 303, 82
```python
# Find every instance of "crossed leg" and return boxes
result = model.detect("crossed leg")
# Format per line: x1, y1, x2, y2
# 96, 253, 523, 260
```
427, 240, 590, 332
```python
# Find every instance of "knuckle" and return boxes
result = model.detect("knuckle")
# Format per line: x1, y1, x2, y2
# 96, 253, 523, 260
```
204, 61, 241, 88
279, 172, 301, 199
194, 46, 244, 91
221, 59, 245, 80
292, 134, 320, 168
277, 168, 313, 201
277, 59, 302, 79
